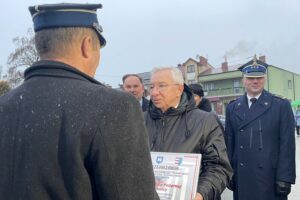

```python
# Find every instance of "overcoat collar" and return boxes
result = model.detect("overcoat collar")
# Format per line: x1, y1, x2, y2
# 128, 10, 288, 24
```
24, 60, 103, 85
234, 90, 272, 129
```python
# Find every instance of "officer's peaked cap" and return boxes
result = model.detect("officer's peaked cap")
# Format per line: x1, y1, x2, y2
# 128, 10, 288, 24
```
29, 3, 106, 47
238, 55, 268, 77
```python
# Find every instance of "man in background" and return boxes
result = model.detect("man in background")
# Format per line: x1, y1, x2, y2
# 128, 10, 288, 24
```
189, 83, 225, 131
189, 83, 212, 112
0, 3, 158, 200
122, 74, 149, 111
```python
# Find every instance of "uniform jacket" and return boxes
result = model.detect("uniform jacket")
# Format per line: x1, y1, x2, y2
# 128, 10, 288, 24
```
0, 60, 159, 200
225, 90, 296, 200
142, 96, 150, 112
144, 85, 232, 200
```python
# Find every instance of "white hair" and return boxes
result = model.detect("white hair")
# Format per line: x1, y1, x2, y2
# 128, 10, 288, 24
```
151, 67, 184, 85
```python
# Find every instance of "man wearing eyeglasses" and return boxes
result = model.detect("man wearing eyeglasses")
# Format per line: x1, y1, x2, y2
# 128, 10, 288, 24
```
144, 67, 233, 200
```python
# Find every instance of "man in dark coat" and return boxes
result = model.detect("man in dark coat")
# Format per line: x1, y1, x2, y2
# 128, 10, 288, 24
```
122, 74, 149, 112
189, 83, 225, 131
0, 4, 159, 200
189, 83, 212, 112
144, 67, 233, 200
225, 57, 296, 200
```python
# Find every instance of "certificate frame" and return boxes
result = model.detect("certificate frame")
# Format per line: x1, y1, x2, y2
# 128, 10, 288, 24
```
151, 152, 201, 200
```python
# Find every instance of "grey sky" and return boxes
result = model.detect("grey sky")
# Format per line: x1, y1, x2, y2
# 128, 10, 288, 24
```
1, 0, 299, 87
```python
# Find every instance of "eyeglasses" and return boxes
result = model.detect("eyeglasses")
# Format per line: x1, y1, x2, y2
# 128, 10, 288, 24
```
149, 83, 179, 92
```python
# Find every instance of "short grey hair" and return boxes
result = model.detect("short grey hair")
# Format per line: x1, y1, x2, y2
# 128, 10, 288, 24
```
151, 67, 184, 85
35, 27, 99, 59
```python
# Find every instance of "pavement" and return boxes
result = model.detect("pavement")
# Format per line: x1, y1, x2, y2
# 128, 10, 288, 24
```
221, 134, 300, 200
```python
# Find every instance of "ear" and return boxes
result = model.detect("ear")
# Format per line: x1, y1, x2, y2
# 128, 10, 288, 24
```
178, 84, 184, 93
177, 84, 184, 97
81, 36, 93, 59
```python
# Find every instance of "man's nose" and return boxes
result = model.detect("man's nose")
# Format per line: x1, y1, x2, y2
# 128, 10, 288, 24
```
150, 87, 159, 96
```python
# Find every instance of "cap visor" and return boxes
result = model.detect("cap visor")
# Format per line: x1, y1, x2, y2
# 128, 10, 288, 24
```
243, 72, 265, 78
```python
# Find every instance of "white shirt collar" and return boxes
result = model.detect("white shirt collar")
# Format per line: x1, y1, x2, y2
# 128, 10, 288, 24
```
247, 93, 261, 108
139, 98, 143, 106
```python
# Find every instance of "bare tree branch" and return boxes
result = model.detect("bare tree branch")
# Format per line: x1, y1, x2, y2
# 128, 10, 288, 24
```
7, 28, 39, 68
5, 28, 39, 88
0, 80, 10, 96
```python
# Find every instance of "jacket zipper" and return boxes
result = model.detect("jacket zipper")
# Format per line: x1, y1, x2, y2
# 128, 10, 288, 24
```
158, 116, 165, 151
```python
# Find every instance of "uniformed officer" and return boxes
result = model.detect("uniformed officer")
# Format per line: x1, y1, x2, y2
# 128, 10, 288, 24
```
0, 3, 159, 200
224, 56, 296, 200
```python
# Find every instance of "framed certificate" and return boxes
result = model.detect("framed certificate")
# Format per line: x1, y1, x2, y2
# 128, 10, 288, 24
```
151, 152, 201, 200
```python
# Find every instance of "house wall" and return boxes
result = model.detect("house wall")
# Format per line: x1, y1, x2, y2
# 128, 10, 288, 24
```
185, 59, 197, 83
184, 58, 213, 84
199, 71, 243, 96
199, 70, 242, 82
200, 79, 242, 90
293, 73, 300, 100
267, 66, 295, 101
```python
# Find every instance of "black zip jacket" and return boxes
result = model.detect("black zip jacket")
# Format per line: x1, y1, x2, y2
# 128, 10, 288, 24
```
144, 85, 232, 200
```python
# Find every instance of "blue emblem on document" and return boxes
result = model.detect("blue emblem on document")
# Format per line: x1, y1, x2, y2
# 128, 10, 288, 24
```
175, 157, 183, 166
156, 156, 164, 164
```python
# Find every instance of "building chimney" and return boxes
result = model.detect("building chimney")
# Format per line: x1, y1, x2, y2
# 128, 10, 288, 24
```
259, 55, 266, 63
221, 61, 228, 72
199, 56, 208, 66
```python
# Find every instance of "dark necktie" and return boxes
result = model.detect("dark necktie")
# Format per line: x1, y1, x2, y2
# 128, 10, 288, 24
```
250, 98, 257, 108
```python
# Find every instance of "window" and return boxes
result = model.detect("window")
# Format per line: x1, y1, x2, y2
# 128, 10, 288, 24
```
233, 80, 240, 88
187, 65, 195, 73
204, 82, 214, 91
288, 80, 292, 89
233, 80, 240, 93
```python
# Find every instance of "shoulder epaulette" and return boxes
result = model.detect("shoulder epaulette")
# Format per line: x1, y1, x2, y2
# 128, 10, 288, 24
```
229, 98, 237, 104
272, 94, 286, 100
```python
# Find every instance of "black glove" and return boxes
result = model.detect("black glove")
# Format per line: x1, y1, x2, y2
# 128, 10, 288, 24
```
275, 181, 291, 196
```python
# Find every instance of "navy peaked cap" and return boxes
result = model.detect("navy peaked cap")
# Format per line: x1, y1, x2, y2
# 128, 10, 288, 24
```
28, 3, 106, 47
238, 55, 268, 77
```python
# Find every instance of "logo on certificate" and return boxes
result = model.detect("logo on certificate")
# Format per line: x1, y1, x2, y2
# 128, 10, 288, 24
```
151, 152, 202, 200
175, 157, 183, 165
156, 156, 164, 164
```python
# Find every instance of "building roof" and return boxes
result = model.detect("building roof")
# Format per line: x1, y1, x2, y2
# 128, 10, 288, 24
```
200, 64, 241, 76
182, 57, 215, 68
